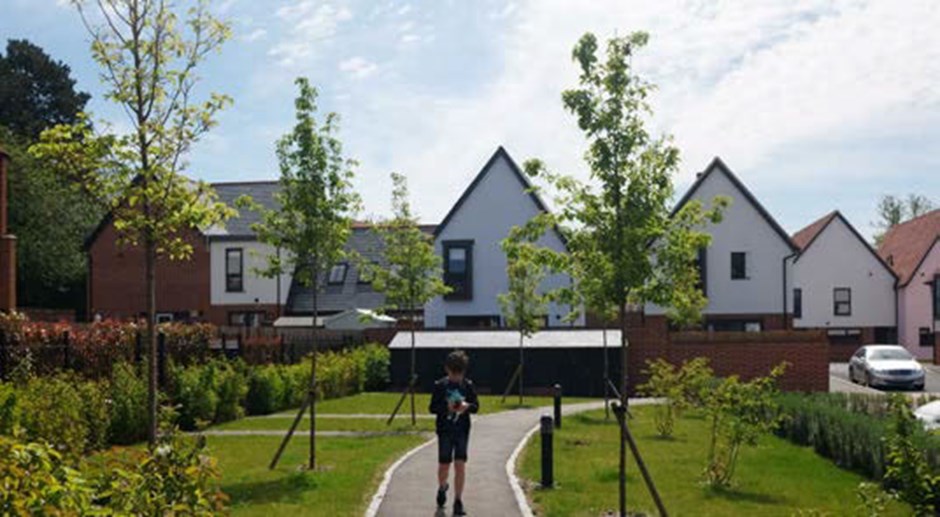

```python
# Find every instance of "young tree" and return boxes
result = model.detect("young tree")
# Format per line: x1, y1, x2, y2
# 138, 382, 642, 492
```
367, 172, 449, 425
524, 32, 727, 517
498, 223, 552, 405
242, 77, 360, 469
29, 0, 233, 445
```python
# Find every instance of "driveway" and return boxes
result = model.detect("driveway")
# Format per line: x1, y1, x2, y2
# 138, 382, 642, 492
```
830, 362, 940, 394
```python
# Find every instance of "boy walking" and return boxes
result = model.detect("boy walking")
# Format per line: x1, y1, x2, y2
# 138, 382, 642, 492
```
429, 350, 479, 516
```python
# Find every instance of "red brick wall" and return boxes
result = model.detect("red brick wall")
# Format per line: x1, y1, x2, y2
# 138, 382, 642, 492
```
87, 221, 210, 321
626, 316, 829, 393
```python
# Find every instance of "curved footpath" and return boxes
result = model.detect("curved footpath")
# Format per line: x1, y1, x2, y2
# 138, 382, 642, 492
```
370, 399, 656, 517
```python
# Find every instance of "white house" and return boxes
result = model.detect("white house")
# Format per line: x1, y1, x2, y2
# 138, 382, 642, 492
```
790, 211, 898, 345
205, 182, 292, 326
647, 158, 798, 331
424, 147, 581, 329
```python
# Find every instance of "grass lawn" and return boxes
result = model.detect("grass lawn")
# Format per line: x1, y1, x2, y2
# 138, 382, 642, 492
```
209, 434, 425, 516
281, 391, 592, 416
213, 415, 436, 433
518, 407, 910, 516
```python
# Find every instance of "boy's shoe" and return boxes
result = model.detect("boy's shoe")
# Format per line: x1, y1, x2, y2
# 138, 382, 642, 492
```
454, 499, 466, 516
436, 483, 448, 508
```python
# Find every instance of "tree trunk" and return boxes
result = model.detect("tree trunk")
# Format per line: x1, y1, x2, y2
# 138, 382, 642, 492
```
518, 329, 524, 405
409, 304, 416, 426
309, 269, 319, 470
603, 327, 609, 420
145, 231, 158, 446
618, 302, 627, 517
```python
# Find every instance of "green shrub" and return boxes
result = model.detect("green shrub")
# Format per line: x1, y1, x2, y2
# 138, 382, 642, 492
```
246, 365, 287, 415
883, 394, 940, 514
776, 393, 894, 479
213, 360, 247, 423
0, 435, 93, 515
639, 357, 714, 437
76, 379, 110, 452
358, 343, 391, 391
169, 363, 219, 431
108, 362, 148, 445
0, 384, 16, 436
17, 375, 91, 459
88, 426, 227, 515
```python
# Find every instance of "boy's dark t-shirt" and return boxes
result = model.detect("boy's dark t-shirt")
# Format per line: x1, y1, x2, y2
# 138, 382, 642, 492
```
429, 377, 479, 435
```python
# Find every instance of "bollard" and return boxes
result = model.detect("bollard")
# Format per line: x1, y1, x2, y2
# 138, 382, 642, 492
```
540, 414, 554, 488
553, 383, 562, 429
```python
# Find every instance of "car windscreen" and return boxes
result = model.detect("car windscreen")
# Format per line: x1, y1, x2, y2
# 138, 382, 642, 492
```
869, 349, 913, 361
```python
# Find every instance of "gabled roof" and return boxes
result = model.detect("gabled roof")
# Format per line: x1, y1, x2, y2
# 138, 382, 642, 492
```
672, 157, 798, 252
878, 208, 940, 286
792, 211, 838, 251
209, 181, 280, 238
792, 210, 897, 279
433, 146, 557, 240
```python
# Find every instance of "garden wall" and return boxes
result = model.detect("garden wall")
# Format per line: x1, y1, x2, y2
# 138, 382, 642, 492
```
626, 316, 829, 393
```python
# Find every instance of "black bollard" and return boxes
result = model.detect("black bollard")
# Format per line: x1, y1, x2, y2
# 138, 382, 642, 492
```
540, 414, 554, 488
553, 383, 562, 429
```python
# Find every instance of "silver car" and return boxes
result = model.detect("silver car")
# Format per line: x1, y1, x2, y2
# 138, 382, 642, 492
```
848, 345, 926, 390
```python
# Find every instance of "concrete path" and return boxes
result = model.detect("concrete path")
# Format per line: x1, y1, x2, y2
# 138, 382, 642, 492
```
373, 400, 606, 517
260, 413, 434, 419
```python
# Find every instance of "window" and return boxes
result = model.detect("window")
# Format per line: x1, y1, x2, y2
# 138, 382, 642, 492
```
156, 313, 174, 324
443, 240, 473, 300
921, 327, 934, 347
225, 248, 244, 292
833, 287, 852, 316
328, 263, 348, 285
793, 288, 802, 319
694, 247, 707, 295
730, 252, 747, 280
934, 276, 940, 320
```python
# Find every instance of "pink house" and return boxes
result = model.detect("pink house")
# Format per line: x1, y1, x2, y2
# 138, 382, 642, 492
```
878, 209, 940, 360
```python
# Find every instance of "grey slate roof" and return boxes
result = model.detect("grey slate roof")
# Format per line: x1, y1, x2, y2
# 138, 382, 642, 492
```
208, 181, 280, 238
285, 227, 388, 314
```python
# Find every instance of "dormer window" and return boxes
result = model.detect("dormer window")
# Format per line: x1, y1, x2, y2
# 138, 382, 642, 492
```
328, 263, 348, 285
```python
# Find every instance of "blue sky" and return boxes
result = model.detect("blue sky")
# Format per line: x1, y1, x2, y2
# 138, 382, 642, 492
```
3, 0, 939, 239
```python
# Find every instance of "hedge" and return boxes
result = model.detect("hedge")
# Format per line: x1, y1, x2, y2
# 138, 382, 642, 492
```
0, 343, 391, 454
775, 392, 940, 480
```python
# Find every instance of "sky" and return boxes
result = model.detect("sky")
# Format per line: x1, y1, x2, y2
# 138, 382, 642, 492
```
3, 0, 939, 239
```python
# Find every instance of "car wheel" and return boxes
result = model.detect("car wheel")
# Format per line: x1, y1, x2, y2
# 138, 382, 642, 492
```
864, 372, 873, 388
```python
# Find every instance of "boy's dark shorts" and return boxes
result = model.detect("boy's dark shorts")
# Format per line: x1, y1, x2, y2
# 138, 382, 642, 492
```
438, 432, 469, 464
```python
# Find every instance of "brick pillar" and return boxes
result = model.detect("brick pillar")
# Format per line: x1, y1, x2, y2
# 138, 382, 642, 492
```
0, 148, 15, 311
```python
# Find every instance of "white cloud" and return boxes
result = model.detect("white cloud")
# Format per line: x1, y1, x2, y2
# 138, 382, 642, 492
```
350, 0, 940, 223
339, 56, 379, 79
268, 2, 353, 66
243, 28, 267, 42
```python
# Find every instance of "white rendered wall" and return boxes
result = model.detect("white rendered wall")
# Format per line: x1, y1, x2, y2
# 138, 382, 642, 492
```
209, 239, 292, 306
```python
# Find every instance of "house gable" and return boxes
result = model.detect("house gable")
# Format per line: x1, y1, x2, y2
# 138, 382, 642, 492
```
425, 146, 574, 328
650, 157, 795, 317
790, 212, 897, 328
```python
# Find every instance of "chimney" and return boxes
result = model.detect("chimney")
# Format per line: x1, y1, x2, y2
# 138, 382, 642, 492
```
0, 147, 15, 311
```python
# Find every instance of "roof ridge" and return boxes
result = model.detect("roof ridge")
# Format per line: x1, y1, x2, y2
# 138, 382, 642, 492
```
887, 206, 940, 230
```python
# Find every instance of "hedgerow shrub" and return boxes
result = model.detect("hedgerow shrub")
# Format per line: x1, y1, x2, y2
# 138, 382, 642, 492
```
17, 375, 93, 459
358, 343, 391, 391
776, 393, 892, 479
639, 357, 714, 437
214, 360, 248, 423
246, 364, 287, 415
883, 394, 940, 514
108, 362, 148, 445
